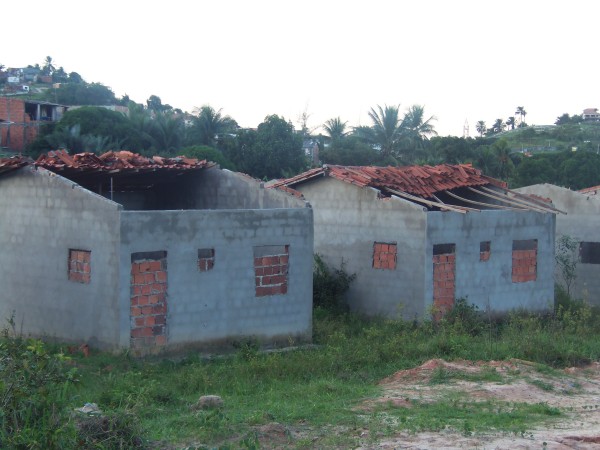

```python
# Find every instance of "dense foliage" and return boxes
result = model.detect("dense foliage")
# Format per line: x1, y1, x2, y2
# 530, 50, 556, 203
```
9, 57, 600, 187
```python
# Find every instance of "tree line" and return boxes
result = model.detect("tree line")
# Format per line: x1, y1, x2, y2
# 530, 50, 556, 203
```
9, 57, 600, 189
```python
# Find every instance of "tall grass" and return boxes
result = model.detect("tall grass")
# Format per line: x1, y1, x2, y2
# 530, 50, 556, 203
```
3, 264, 600, 447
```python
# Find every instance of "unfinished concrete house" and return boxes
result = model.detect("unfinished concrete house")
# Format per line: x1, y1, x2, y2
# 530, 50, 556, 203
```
0, 151, 313, 354
273, 164, 559, 319
516, 183, 600, 304
0, 98, 68, 152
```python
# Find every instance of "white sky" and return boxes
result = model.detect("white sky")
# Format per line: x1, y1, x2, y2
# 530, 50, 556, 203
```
2, 0, 598, 136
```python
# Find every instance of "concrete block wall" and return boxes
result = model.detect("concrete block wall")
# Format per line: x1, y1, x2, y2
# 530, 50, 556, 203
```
118, 208, 313, 352
190, 167, 308, 210
0, 167, 122, 348
426, 209, 555, 314
516, 184, 600, 304
296, 177, 428, 319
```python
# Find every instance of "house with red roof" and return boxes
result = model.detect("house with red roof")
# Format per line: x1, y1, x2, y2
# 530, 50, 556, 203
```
0, 151, 313, 355
273, 164, 560, 319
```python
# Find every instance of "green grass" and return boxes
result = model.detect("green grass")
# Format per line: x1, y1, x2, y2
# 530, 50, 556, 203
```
372, 398, 560, 436
429, 366, 504, 385
5, 297, 600, 448
63, 303, 600, 447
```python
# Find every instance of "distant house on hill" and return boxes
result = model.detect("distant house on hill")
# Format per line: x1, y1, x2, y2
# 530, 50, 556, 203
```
583, 108, 600, 121
273, 164, 560, 320
0, 98, 68, 152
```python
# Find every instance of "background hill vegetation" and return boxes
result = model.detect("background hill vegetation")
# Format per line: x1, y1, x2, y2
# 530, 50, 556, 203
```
3, 58, 600, 188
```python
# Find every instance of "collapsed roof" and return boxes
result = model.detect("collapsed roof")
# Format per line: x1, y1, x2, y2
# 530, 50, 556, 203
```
0, 155, 30, 176
34, 150, 214, 192
272, 164, 562, 214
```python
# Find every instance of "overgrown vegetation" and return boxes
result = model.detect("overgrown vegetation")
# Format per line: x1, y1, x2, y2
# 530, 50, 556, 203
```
0, 316, 78, 448
2, 260, 600, 447
0, 316, 145, 449
312, 254, 356, 313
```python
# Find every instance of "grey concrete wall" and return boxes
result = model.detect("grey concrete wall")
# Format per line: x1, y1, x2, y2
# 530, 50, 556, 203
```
295, 177, 427, 319
0, 167, 122, 348
427, 209, 556, 314
516, 184, 600, 304
191, 167, 308, 210
118, 207, 313, 350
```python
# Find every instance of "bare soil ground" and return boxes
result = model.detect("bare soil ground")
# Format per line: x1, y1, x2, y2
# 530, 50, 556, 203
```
252, 359, 600, 449
357, 359, 600, 449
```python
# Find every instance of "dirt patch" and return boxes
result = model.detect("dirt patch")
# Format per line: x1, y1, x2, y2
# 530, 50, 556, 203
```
357, 359, 600, 449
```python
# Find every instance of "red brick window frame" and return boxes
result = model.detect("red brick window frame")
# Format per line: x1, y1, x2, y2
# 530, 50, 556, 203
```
373, 242, 397, 270
512, 239, 537, 283
480, 241, 491, 262
68, 249, 91, 284
254, 245, 289, 297
198, 248, 215, 272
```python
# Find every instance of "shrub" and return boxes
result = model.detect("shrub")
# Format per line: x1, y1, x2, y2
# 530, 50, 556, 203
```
0, 318, 78, 448
439, 298, 486, 337
312, 254, 356, 312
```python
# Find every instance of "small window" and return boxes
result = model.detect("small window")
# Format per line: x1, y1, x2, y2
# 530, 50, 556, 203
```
373, 242, 397, 270
68, 249, 91, 284
254, 245, 289, 297
512, 239, 537, 283
433, 243, 456, 255
198, 248, 215, 272
579, 242, 600, 264
480, 241, 491, 262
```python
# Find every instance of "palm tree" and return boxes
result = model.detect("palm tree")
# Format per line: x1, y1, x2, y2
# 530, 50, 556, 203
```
400, 105, 437, 142
359, 104, 404, 158
506, 116, 516, 130
42, 56, 55, 76
189, 105, 237, 147
492, 119, 505, 134
476, 121, 486, 137
149, 112, 184, 154
398, 105, 437, 163
515, 106, 527, 127
323, 117, 348, 142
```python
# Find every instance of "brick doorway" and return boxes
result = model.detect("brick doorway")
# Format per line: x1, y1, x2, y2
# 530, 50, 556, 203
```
130, 251, 168, 353
433, 244, 456, 319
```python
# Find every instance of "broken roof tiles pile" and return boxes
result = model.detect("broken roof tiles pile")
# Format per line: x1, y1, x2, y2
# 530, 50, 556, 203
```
0, 155, 31, 176
36, 149, 212, 173
273, 164, 505, 199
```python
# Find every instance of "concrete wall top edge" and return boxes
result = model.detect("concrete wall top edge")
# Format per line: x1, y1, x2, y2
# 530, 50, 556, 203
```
33, 166, 123, 210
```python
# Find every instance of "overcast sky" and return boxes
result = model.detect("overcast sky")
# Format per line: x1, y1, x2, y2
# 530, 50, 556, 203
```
3, 0, 598, 136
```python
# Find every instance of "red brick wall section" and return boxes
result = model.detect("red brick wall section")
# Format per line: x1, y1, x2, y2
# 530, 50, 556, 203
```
130, 257, 167, 352
433, 253, 455, 318
198, 248, 215, 272
480, 241, 491, 262
512, 249, 537, 283
254, 245, 289, 297
373, 242, 397, 270
68, 249, 91, 284
0, 98, 38, 152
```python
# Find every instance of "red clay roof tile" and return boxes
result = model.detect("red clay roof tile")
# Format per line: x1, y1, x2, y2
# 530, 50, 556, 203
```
35, 150, 213, 173
273, 164, 505, 199
0, 155, 31, 176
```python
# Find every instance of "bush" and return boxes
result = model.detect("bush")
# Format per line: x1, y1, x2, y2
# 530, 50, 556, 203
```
440, 298, 486, 337
0, 318, 78, 448
312, 254, 356, 313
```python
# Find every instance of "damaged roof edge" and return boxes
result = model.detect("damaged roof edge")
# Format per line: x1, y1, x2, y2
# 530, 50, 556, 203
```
271, 164, 561, 214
